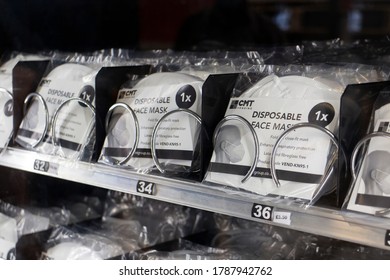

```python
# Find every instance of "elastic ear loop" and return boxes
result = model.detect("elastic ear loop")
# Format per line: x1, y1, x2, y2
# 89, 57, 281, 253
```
51, 97, 96, 159
102, 102, 139, 166
0, 88, 13, 154
151, 108, 202, 174
213, 115, 259, 184
270, 122, 339, 198
350, 131, 390, 217
21, 92, 49, 149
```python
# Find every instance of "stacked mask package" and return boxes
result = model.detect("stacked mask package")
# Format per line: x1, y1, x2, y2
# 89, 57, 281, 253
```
15, 63, 98, 160
205, 74, 343, 203
99, 72, 204, 173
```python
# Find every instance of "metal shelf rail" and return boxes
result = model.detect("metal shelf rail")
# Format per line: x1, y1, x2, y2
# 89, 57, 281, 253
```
1, 147, 390, 251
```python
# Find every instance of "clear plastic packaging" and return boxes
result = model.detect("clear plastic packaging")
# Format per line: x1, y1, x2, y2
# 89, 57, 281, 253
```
98, 71, 204, 176
0, 53, 48, 151
14, 60, 100, 161
42, 225, 124, 260
103, 191, 210, 247
204, 63, 384, 206
342, 83, 390, 217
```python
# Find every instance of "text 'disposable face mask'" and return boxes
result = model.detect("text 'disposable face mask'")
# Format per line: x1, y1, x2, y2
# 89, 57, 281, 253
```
99, 72, 204, 173
205, 74, 342, 203
15, 63, 98, 160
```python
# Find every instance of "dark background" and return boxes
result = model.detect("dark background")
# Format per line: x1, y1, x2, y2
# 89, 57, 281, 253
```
1, 0, 390, 54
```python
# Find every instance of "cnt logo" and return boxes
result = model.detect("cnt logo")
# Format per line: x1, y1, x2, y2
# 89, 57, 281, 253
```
229, 99, 254, 110
118, 89, 137, 99
39, 79, 51, 87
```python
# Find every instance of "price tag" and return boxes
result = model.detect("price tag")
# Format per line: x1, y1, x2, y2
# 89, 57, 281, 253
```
136, 180, 156, 195
33, 159, 59, 175
273, 211, 292, 225
251, 203, 274, 221
33, 159, 50, 172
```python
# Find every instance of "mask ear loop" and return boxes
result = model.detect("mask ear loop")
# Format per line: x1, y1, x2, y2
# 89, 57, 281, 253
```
270, 122, 339, 199
20, 92, 49, 149
151, 108, 201, 174
350, 131, 390, 217
102, 102, 139, 166
213, 115, 259, 184
0, 88, 14, 154
51, 97, 96, 160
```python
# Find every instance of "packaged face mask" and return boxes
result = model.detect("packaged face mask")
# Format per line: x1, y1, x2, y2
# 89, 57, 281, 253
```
45, 242, 103, 260
0, 56, 38, 150
346, 103, 390, 217
0, 54, 46, 75
0, 86, 13, 150
99, 72, 204, 172
205, 74, 342, 202
0, 213, 18, 260
43, 230, 124, 260
15, 63, 98, 160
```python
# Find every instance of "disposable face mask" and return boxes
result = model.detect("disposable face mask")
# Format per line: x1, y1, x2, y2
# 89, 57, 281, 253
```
16, 63, 97, 158
46, 242, 103, 260
24, 101, 40, 129
46, 63, 95, 81
352, 104, 390, 197
215, 124, 246, 164
220, 140, 245, 163
374, 103, 390, 121
0, 54, 46, 75
206, 74, 342, 202
100, 72, 204, 170
243, 75, 341, 100
107, 114, 131, 147
370, 167, 390, 195
0, 87, 13, 149
0, 213, 18, 243
0, 74, 12, 93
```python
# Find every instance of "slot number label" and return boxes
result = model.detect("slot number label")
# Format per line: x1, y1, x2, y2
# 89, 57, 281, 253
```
251, 203, 274, 221
33, 159, 50, 172
136, 180, 156, 195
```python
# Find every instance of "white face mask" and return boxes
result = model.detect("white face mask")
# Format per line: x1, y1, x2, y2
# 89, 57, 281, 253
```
362, 150, 390, 195
220, 140, 245, 163
107, 114, 131, 147
101, 72, 204, 169
16, 63, 97, 158
0, 54, 47, 75
243, 75, 342, 100
24, 101, 40, 129
0, 213, 18, 243
46, 242, 103, 260
374, 103, 390, 121
370, 169, 390, 194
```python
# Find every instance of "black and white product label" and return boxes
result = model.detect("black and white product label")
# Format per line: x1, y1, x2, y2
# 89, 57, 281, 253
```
15, 77, 95, 158
347, 114, 390, 216
0, 91, 13, 148
206, 97, 339, 200
100, 81, 203, 170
